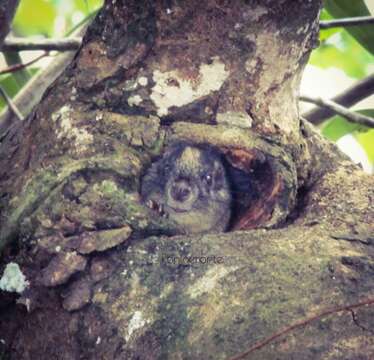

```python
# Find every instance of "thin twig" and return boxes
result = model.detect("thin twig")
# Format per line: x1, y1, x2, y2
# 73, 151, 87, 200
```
299, 95, 374, 128
228, 297, 374, 360
65, 9, 99, 36
1, 37, 81, 52
0, 52, 49, 75
2, 50, 31, 87
0, 25, 89, 134
320, 16, 374, 29
0, 87, 24, 121
302, 74, 374, 125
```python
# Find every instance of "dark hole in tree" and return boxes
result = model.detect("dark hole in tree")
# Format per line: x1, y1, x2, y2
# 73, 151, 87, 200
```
140, 143, 278, 233
222, 147, 277, 230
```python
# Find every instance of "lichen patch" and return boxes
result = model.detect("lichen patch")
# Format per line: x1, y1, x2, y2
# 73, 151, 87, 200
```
187, 265, 238, 299
127, 94, 143, 107
216, 111, 253, 128
0, 262, 29, 293
150, 57, 229, 116
52, 105, 94, 153
137, 76, 148, 86
126, 311, 147, 341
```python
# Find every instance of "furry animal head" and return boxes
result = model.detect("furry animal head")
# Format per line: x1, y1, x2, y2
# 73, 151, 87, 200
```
141, 142, 232, 234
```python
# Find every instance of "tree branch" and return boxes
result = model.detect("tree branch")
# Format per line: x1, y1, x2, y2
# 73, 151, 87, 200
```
0, 87, 24, 121
229, 297, 374, 360
299, 95, 374, 128
320, 16, 374, 29
0, 25, 88, 134
302, 74, 374, 125
1, 37, 82, 52
0, 52, 49, 75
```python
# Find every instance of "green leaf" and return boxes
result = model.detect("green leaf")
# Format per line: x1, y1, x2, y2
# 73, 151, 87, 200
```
353, 110, 374, 163
13, 0, 56, 37
74, 0, 103, 15
319, 9, 341, 41
310, 28, 374, 78
324, 0, 374, 55
74, 0, 90, 14
0, 74, 22, 111
321, 115, 366, 142
0, 68, 39, 111
310, 42, 367, 78
321, 109, 374, 164
355, 129, 374, 163
65, 8, 101, 36
2, 52, 31, 88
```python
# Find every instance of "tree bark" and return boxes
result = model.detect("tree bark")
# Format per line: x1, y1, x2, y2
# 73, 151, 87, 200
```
0, 1, 373, 359
0, 0, 19, 48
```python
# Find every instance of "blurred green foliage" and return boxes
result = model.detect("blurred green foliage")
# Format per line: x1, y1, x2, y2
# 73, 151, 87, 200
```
321, 110, 373, 163
324, 0, 374, 54
13, 0, 56, 37
13, 0, 103, 37
0, 69, 38, 109
310, 22, 373, 78
0, 0, 103, 110
356, 128, 374, 163
316, 1, 374, 170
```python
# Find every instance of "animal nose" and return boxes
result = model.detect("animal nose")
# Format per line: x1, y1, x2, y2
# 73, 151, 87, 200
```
171, 182, 191, 202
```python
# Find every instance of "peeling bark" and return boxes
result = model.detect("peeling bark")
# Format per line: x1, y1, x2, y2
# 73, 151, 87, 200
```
0, 1, 373, 359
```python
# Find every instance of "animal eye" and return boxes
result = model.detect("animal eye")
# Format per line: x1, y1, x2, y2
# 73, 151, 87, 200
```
203, 173, 213, 186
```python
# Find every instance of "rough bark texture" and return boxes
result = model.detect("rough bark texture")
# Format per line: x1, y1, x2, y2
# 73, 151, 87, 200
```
0, 0, 20, 48
0, 1, 373, 359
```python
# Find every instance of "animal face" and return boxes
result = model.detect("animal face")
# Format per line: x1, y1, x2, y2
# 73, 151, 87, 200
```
141, 143, 232, 234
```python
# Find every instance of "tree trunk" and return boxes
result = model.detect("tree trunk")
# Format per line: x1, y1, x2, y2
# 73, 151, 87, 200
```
0, 0, 20, 47
0, 1, 373, 359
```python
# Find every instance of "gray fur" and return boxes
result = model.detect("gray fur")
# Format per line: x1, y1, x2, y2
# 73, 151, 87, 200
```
141, 143, 232, 234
